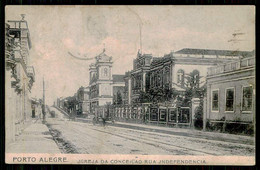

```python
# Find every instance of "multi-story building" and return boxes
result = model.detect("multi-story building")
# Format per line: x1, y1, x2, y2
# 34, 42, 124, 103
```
76, 86, 90, 116
126, 51, 153, 104
125, 48, 253, 104
88, 49, 125, 113
206, 55, 255, 126
5, 15, 35, 145
89, 49, 113, 112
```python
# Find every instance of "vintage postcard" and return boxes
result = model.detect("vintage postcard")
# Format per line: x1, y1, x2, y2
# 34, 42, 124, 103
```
5, 5, 255, 165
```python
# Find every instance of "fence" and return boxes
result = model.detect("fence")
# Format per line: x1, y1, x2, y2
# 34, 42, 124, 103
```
93, 104, 191, 127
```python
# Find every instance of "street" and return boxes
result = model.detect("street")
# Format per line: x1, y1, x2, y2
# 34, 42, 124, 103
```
46, 106, 255, 156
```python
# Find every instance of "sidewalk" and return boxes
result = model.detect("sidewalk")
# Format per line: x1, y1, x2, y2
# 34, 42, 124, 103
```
6, 119, 61, 153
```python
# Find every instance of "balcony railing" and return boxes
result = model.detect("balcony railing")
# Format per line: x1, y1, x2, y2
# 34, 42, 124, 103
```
207, 57, 255, 76
7, 20, 29, 30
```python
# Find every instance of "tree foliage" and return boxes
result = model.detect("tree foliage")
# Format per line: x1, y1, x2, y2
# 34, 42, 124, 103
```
136, 70, 207, 111
182, 70, 207, 128
116, 91, 123, 105
182, 70, 206, 107
64, 96, 78, 111
138, 87, 180, 104
113, 91, 123, 105
194, 98, 204, 129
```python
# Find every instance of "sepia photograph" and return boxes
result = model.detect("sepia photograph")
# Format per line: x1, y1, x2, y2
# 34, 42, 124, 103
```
5, 5, 255, 165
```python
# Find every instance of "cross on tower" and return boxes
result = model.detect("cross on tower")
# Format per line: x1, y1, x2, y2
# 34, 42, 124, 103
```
21, 14, 25, 20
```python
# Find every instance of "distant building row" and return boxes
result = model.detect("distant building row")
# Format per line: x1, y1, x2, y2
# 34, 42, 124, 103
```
57, 47, 255, 126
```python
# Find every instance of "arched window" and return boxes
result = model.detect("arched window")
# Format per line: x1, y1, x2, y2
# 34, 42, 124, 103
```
164, 67, 170, 84
151, 72, 155, 87
137, 75, 141, 88
154, 73, 158, 87
104, 68, 108, 76
177, 69, 185, 86
133, 77, 136, 88
131, 77, 135, 89
156, 71, 161, 87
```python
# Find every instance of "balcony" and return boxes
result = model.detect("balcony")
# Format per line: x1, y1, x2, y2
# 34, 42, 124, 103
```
27, 66, 35, 82
7, 18, 32, 49
207, 57, 255, 76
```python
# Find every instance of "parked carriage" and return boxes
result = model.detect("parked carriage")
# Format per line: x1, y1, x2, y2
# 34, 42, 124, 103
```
92, 105, 115, 125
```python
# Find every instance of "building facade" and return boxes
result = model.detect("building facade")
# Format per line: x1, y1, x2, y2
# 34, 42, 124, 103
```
88, 49, 126, 113
89, 49, 114, 113
125, 48, 252, 105
5, 16, 35, 145
76, 86, 90, 116
206, 56, 255, 125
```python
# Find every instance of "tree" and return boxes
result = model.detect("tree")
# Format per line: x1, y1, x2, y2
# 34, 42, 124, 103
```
63, 96, 78, 115
139, 90, 152, 103
194, 98, 204, 129
149, 88, 164, 103
164, 87, 180, 102
185, 70, 200, 91
138, 87, 181, 104
182, 70, 206, 107
116, 91, 123, 105
181, 70, 207, 128
113, 91, 123, 105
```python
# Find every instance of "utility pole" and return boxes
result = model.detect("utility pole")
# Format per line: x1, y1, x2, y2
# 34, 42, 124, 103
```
126, 7, 143, 54
139, 23, 142, 54
42, 76, 46, 123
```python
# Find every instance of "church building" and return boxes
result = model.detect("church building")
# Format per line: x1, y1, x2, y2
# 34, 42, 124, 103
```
88, 49, 125, 113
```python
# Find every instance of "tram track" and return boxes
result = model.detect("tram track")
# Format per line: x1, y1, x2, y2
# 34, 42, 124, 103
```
108, 126, 254, 155
87, 126, 215, 155
65, 123, 121, 154
73, 121, 254, 156
68, 121, 220, 155
58, 121, 173, 154
74, 118, 254, 150
49, 107, 255, 155
109, 122, 254, 146
106, 124, 255, 151
54, 106, 254, 147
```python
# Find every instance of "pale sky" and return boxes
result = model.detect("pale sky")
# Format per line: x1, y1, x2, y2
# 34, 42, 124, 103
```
6, 6, 255, 105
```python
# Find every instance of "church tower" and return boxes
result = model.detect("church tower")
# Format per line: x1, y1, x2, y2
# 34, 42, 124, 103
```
89, 48, 113, 111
